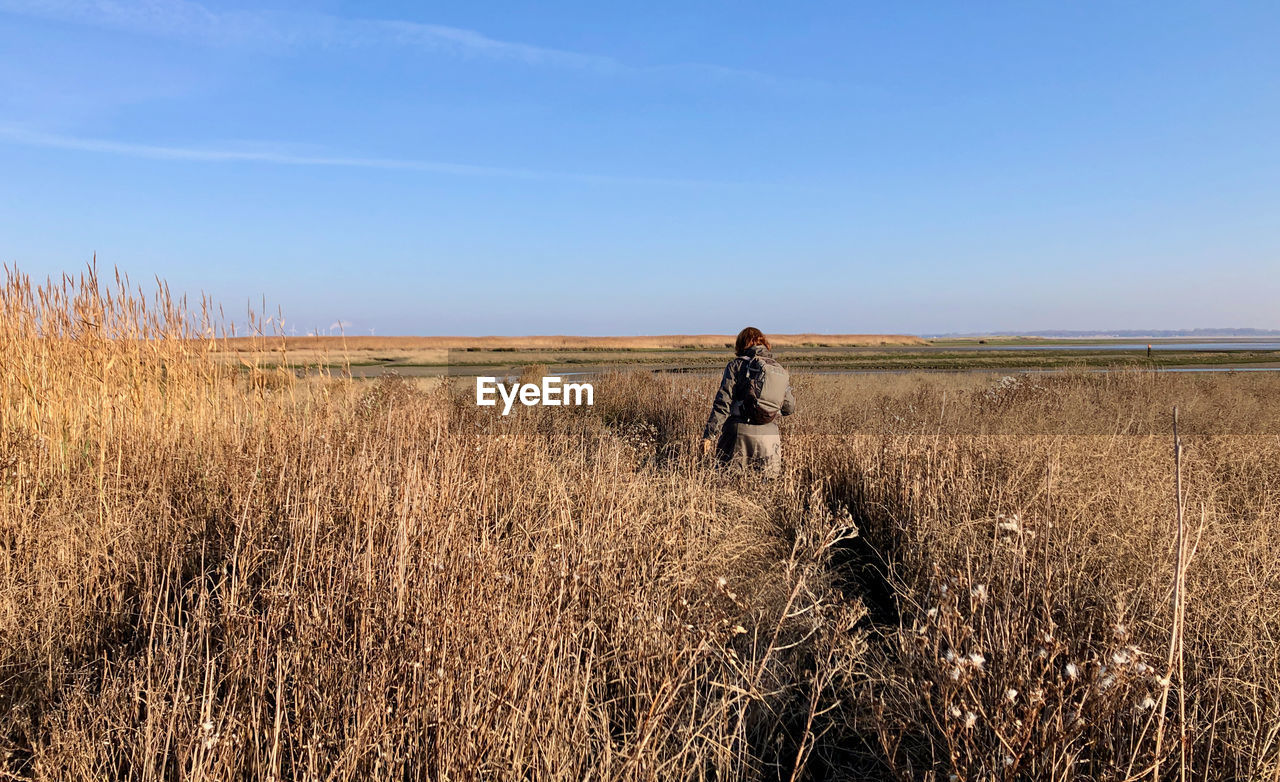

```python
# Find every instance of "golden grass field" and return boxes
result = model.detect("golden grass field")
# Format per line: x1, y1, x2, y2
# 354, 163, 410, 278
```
4, 270, 1280, 780
211, 335, 928, 378
218, 334, 927, 350
210, 335, 1280, 378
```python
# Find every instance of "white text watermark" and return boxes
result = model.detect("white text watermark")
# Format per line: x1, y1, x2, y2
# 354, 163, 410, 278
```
475, 376, 594, 415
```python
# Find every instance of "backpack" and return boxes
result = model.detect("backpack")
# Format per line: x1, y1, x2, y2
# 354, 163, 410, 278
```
741, 355, 789, 425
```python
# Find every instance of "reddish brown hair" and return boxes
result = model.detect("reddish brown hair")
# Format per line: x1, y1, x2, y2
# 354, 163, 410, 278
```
734, 327, 770, 355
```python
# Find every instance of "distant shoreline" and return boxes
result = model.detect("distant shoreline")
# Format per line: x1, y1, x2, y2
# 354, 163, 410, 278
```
210, 336, 1280, 377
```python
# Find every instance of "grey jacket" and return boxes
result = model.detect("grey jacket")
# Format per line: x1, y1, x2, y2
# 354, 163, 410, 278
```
703, 345, 796, 440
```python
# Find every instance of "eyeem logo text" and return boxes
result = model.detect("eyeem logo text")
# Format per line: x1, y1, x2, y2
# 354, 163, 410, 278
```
475, 376, 594, 415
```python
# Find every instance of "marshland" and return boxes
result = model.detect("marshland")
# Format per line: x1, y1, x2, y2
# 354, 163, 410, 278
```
4, 270, 1280, 780
210, 336, 1280, 379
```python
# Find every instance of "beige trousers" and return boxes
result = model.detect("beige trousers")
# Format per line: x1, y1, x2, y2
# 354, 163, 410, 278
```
715, 420, 782, 477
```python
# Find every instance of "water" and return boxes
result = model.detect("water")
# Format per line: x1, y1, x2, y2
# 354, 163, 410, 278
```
346, 339, 1280, 379
965, 341, 1280, 352
799, 366, 1280, 376
348, 364, 1280, 380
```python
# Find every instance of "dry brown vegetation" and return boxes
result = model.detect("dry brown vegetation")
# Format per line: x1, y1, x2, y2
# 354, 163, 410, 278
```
3, 269, 1280, 780
217, 333, 926, 352
210, 334, 926, 378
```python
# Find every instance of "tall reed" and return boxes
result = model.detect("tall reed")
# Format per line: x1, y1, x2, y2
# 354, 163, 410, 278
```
4, 268, 1280, 779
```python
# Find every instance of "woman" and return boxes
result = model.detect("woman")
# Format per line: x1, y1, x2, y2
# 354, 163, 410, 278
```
701, 327, 796, 476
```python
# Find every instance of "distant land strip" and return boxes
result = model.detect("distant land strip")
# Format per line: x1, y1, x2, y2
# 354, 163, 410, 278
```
928, 328, 1280, 338
215, 334, 927, 350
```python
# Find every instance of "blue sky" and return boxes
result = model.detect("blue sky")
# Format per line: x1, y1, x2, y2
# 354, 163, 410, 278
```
1, 1, 1277, 335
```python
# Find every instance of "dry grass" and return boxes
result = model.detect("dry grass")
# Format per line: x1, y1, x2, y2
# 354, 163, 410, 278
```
216, 333, 926, 352
3, 269, 1280, 780
209, 335, 925, 377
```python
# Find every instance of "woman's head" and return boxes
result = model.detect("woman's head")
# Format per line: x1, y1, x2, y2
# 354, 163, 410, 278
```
734, 327, 770, 355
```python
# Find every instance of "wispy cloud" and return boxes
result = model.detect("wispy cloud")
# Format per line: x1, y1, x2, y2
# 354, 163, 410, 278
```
0, 0, 795, 87
0, 124, 726, 186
